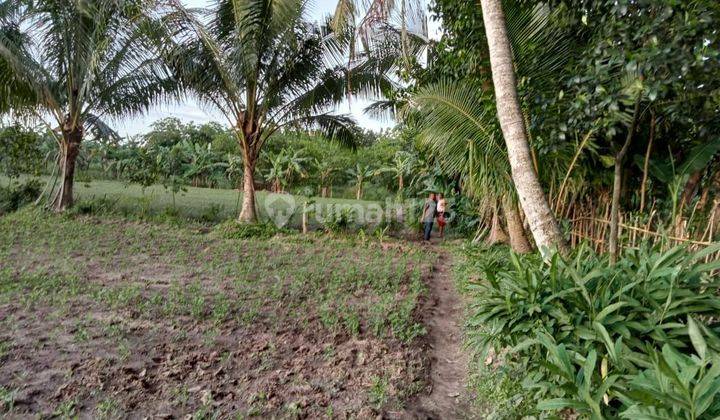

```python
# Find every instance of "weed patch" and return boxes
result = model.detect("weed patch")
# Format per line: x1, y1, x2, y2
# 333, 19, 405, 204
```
212, 220, 293, 239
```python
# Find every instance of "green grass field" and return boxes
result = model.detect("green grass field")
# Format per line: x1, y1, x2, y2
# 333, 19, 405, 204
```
3, 176, 416, 230
74, 179, 377, 223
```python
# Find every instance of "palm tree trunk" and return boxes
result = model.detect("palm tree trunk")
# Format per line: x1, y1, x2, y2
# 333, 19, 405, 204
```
238, 159, 258, 223
609, 96, 641, 263
52, 127, 83, 212
479, 0, 566, 256
505, 199, 532, 253
486, 206, 508, 245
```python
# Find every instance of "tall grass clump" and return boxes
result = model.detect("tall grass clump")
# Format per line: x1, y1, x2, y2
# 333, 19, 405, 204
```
466, 243, 720, 418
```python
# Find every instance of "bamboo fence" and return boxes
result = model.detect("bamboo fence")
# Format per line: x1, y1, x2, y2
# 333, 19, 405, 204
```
567, 198, 720, 264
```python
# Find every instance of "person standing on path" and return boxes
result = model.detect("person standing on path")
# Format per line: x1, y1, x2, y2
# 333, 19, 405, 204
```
437, 193, 447, 238
421, 192, 437, 242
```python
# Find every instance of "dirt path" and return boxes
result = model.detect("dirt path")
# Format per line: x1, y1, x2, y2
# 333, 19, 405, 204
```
404, 253, 474, 419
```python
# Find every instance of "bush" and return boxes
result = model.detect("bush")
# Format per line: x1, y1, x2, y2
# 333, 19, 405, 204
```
465, 243, 720, 418
213, 220, 292, 239
199, 203, 225, 223
0, 179, 42, 214
322, 206, 355, 233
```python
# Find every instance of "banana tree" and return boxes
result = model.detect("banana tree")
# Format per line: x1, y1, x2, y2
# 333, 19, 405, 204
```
263, 148, 307, 193
312, 158, 336, 197
0, 1, 175, 210
181, 140, 227, 188
163, 0, 390, 222
377, 150, 415, 195
346, 163, 376, 200
109, 139, 159, 193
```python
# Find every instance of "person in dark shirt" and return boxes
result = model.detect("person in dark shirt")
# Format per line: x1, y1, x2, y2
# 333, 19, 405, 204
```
420, 192, 437, 242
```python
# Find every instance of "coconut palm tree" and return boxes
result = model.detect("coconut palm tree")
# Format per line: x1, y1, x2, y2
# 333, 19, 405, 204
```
479, 0, 567, 254
409, 1, 570, 253
163, 0, 390, 222
407, 1, 575, 253
0, 0, 175, 211
411, 80, 532, 252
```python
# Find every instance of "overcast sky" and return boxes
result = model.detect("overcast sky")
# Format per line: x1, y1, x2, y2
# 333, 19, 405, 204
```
116, 0, 440, 137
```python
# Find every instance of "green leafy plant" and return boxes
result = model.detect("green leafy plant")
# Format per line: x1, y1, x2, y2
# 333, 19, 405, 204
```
465, 243, 720, 417
0, 179, 41, 215
621, 330, 720, 419
322, 206, 356, 233
213, 220, 292, 240
199, 203, 225, 223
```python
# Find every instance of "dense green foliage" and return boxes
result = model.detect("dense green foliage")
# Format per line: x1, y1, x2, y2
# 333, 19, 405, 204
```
415, 0, 720, 248
0, 125, 46, 180
420, 2, 720, 412
0, 179, 41, 215
460, 244, 720, 417
0, 118, 482, 237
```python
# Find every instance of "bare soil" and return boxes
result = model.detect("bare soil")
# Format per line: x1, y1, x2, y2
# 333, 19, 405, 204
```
401, 253, 474, 419
0, 213, 474, 418
0, 214, 436, 418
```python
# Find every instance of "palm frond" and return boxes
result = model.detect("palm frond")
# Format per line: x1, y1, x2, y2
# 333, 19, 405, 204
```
411, 80, 512, 197
505, 1, 571, 90
288, 113, 361, 150
0, 0, 177, 128
363, 99, 399, 121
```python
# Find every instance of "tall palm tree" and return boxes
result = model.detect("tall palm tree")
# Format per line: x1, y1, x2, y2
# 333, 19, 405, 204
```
479, 0, 567, 255
409, 2, 571, 253
164, 0, 390, 222
0, 1, 175, 211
